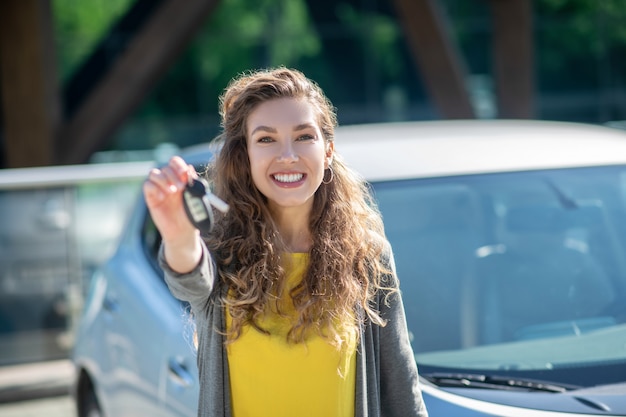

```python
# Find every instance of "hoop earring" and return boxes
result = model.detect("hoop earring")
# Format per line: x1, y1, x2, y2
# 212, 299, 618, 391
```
322, 166, 334, 184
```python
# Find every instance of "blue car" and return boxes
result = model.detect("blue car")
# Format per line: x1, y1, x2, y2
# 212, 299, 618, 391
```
73, 120, 626, 417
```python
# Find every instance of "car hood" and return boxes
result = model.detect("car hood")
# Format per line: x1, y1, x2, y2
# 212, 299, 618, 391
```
422, 382, 626, 416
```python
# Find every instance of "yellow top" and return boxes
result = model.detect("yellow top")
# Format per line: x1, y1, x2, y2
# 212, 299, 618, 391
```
226, 253, 357, 417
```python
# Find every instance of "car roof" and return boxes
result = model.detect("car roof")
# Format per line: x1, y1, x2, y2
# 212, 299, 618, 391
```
334, 120, 626, 181
181, 119, 626, 182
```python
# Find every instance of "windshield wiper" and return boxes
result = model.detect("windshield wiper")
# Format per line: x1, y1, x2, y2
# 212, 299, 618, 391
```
422, 372, 581, 393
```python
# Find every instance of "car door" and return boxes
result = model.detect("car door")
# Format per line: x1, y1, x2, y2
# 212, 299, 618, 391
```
99, 252, 169, 415
161, 319, 199, 417
138, 204, 199, 416
98, 204, 198, 416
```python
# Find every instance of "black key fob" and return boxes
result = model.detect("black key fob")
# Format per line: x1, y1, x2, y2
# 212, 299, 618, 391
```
183, 178, 228, 234
183, 178, 214, 233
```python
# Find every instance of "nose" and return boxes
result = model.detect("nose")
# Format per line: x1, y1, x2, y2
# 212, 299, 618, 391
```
276, 140, 298, 163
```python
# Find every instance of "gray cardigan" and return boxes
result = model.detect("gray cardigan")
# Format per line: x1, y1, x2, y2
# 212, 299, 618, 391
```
160, 243, 428, 417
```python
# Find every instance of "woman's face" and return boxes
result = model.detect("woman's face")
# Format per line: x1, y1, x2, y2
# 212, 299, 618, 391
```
246, 97, 333, 215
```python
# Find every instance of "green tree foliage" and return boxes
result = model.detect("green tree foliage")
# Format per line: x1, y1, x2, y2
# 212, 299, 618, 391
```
53, 0, 320, 117
334, 3, 405, 88
53, 0, 324, 149
52, 0, 626, 150
52, 0, 133, 82
535, 0, 626, 90
134, 0, 322, 119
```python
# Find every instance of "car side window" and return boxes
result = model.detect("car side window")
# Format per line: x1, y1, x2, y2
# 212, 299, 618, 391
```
141, 206, 163, 277
140, 204, 193, 316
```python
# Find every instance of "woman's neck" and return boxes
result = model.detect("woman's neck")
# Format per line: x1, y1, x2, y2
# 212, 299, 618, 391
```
270, 205, 312, 253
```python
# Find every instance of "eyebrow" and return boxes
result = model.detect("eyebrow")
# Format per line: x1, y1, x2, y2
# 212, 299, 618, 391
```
250, 123, 315, 136
294, 123, 315, 131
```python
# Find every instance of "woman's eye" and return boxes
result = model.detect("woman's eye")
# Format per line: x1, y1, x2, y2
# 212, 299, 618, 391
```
258, 136, 274, 143
297, 134, 315, 141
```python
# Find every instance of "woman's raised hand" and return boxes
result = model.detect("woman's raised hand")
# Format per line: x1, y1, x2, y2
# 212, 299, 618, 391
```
143, 156, 202, 273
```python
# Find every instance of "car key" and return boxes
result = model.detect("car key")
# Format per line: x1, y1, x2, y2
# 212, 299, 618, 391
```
182, 178, 229, 233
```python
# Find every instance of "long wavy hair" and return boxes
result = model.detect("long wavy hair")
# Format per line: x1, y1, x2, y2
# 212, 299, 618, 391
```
204, 67, 394, 348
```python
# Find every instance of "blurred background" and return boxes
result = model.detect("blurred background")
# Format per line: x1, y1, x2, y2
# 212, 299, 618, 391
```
1, 0, 626, 370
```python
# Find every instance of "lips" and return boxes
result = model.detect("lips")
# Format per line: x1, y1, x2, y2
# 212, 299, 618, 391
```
272, 173, 304, 183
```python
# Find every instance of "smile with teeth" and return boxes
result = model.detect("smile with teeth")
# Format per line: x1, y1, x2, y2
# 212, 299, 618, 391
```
273, 173, 304, 183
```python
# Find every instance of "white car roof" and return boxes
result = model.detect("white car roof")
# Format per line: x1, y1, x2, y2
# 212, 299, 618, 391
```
334, 120, 626, 182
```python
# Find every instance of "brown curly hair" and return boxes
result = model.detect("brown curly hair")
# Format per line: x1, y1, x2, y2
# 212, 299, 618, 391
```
204, 67, 394, 348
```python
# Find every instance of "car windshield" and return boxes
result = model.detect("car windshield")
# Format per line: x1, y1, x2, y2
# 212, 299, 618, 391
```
373, 165, 626, 387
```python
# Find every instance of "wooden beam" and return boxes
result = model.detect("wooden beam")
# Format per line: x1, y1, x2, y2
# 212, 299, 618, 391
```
0, 0, 61, 168
58, 0, 220, 165
391, 0, 475, 119
489, 0, 535, 119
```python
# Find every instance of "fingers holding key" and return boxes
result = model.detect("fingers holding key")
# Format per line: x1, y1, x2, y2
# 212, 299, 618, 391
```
143, 156, 200, 243
144, 157, 196, 204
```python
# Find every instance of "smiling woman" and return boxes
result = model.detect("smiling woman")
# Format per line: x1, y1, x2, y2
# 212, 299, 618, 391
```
142, 67, 429, 417
245, 97, 332, 220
